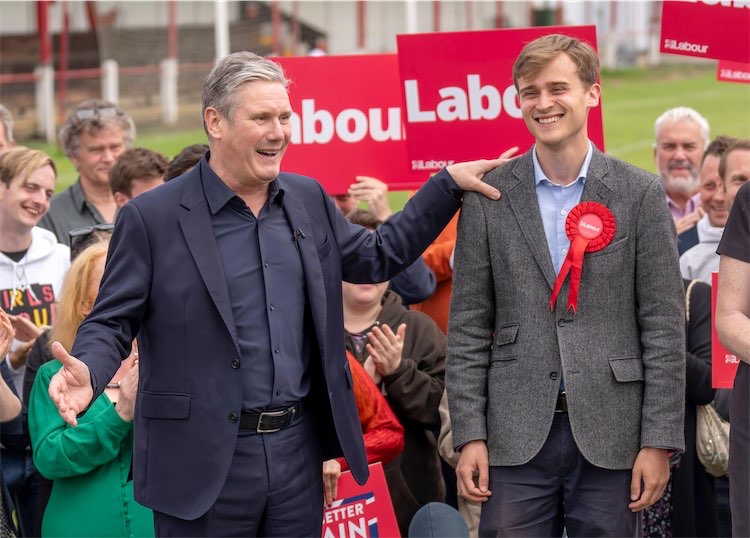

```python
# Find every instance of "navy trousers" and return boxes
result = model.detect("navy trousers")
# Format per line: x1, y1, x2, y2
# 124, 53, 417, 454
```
478, 413, 639, 537
153, 412, 324, 537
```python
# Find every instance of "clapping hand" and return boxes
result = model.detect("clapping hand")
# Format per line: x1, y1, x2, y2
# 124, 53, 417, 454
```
8, 314, 45, 342
675, 208, 704, 235
365, 323, 406, 377
0, 309, 15, 360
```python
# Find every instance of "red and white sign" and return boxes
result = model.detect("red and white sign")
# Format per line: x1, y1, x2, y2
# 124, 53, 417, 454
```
712, 272, 740, 389
321, 462, 400, 538
396, 25, 604, 171
661, 1, 750, 63
717, 60, 750, 84
275, 55, 427, 194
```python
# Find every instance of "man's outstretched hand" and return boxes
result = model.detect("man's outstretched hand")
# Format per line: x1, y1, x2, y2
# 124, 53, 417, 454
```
446, 146, 519, 200
48, 341, 94, 427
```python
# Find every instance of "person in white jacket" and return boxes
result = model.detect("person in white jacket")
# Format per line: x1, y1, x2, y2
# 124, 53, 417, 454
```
0, 145, 69, 536
680, 136, 736, 283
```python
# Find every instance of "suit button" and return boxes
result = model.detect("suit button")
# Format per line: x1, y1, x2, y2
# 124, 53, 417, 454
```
549, 372, 558, 380
228, 413, 238, 423
231, 359, 240, 369
557, 319, 571, 327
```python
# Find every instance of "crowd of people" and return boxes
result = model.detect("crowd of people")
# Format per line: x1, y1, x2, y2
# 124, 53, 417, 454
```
0, 33, 747, 538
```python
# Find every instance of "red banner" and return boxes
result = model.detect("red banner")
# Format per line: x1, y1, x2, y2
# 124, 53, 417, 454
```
717, 60, 750, 84
661, 1, 750, 63
275, 55, 427, 195
396, 25, 604, 171
712, 272, 740, 388
321, 462, 400, 538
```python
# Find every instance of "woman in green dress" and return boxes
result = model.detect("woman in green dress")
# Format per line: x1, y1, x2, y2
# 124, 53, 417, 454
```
27, 242, 153, 537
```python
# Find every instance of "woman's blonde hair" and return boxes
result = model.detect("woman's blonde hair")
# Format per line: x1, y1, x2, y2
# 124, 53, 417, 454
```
49, 241, 109, 352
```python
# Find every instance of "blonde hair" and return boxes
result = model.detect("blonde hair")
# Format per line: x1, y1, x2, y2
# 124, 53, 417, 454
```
49, 242, 109, 353
512, 34, 599, 90
0, 146, 56, 188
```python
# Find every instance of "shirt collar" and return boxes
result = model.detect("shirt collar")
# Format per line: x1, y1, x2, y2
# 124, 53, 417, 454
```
666, 192, 701, 214
532, 141, 593, 187
200, 153, 284, 215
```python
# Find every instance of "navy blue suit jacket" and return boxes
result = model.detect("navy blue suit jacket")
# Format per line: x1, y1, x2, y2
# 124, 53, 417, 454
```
71, 161, 461, 519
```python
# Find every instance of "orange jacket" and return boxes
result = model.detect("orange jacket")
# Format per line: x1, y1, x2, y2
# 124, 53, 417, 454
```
411, 212, 458, 334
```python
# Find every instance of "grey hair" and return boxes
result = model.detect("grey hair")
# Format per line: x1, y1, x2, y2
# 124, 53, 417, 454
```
653, 107, 710, 149
201, 51, 289, 134
0, 104, 15, 145
58, 99, 136, 159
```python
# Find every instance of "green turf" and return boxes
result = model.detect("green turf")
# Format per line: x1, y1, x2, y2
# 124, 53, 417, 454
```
20, 63, 750, 212
601, 64, 750, 172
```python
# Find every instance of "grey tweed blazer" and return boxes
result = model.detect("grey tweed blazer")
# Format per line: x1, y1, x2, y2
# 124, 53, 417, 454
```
446, 147, 686, 470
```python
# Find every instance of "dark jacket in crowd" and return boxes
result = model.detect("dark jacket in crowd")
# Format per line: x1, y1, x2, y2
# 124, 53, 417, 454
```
345, 290, 446, 534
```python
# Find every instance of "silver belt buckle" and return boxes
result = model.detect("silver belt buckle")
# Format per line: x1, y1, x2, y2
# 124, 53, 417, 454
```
256, 408, 287, 433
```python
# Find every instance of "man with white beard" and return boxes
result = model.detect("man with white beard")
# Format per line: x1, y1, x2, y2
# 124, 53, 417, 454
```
653, 107, 710, 254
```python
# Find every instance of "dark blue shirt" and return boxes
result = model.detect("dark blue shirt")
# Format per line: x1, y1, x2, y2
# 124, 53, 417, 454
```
201, 158, 310, 412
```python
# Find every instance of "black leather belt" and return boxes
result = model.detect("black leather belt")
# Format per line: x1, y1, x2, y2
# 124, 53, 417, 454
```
240, 401, 303, 433
555, 392, 568, 413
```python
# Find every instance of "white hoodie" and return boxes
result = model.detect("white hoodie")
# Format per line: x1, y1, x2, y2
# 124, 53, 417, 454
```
679, 214, 724, 284
0, 226, 70, 392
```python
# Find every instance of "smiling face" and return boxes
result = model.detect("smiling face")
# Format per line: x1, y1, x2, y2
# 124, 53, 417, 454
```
699, 155, 728, 228
205, 80, 292, 193
654, 119, 704, 198
517, 53, 600, 153
0, 164, 56, 234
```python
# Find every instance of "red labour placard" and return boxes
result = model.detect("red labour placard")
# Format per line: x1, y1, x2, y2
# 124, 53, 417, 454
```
275, 55, 429, 195
396, 25, 604, 171
661, 1, 750, 63
321, 462, 400, 538
712, 272, 740, 388
717, 60, 750, 84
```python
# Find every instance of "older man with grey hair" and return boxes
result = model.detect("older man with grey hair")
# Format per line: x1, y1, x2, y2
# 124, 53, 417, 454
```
39, 100, 135, 245
44, 51, 508, 537
653, 107, 710, 253
0, 104, 16, 152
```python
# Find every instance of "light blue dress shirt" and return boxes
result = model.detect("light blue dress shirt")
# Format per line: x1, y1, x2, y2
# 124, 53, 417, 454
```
532, 142, 593, 274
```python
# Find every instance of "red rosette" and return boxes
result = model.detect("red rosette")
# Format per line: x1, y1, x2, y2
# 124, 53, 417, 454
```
549, 202, 616, 313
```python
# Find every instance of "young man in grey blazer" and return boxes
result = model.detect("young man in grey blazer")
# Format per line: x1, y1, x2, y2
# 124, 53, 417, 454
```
446, 34, 685, 536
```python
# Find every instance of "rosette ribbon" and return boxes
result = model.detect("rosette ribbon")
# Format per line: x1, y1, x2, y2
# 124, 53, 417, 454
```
549, 201, 616, 313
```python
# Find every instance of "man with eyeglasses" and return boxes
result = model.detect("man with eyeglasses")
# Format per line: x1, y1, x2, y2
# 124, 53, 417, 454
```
38, 100, 135, 246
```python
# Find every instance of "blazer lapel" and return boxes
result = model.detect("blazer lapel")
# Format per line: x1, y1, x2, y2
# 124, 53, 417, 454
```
580, 148, 613, 206
279, 186, 328, 346
178, 174, 241, 356
506, 154, 557, 289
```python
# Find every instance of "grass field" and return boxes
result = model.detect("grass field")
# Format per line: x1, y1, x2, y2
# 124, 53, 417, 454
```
21, 63, 750, 210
